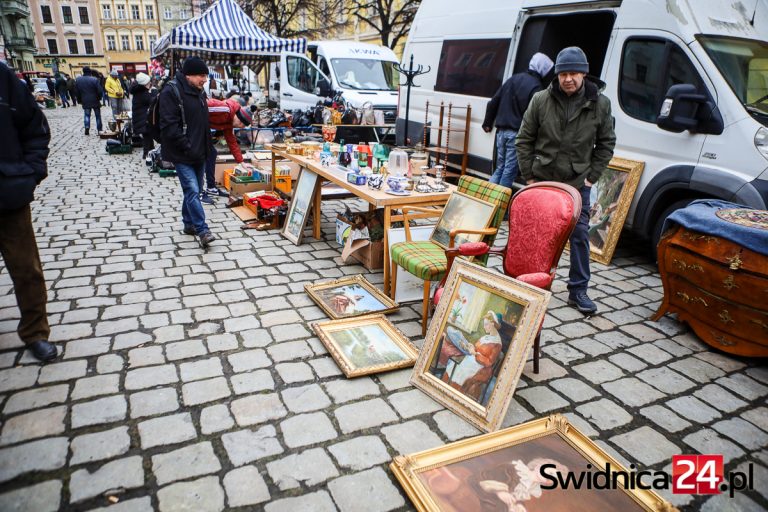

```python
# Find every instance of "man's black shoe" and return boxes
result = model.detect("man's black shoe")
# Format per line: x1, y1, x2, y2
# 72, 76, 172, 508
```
183, 226, 196, 235
199, 231, 217, 248
85, 128, 89, 135
568, 291, 598, 315
28, 341, 58, 362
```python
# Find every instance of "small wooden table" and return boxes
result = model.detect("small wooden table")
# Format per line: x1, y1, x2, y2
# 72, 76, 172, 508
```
271, 149, 455, 294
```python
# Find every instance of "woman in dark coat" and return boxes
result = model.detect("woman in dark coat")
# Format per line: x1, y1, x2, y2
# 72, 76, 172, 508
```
130, 72, 154, 158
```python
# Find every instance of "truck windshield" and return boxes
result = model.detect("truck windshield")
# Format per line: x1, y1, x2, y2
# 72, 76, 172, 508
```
330, 58, 399, 91
699, 36, 768, 122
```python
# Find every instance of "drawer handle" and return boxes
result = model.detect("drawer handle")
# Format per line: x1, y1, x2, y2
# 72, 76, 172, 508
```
711, 332, 737, 346
722, 275, 739, 291
752, 319, 768, 332
673, 259, 704, 273
683, 232, 719, 243
719, 310, 735, 325
676, 292, 708, 307
726, 253, 742, 270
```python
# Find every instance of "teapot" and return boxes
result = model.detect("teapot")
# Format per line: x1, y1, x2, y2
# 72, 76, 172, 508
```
386, 174, 409, 193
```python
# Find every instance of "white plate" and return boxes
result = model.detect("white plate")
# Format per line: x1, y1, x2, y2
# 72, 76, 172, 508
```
385, 189, 411, 196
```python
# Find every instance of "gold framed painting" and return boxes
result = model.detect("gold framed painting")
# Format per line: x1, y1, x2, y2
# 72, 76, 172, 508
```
410, 259, 550, 432
391, 414, 678, 512
311, 314, 418, 377
305, 275, 399, 320
430, 191, 497, 250
281, 168, 320, 245
585, 157, 644, 265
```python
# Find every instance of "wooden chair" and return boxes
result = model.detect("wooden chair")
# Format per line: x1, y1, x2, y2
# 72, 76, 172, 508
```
389, 176, 512, 336
435, 182, 581, 373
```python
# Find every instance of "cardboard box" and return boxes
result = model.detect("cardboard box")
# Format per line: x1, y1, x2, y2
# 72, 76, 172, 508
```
229, 180, 271, 198
215, 154, 238, 186
336, 214, 383, 271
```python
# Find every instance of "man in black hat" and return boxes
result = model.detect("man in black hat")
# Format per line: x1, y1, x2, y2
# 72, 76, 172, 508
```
75, 67, 104, 135
516, 46, 616, 315
159, 56, 216, 248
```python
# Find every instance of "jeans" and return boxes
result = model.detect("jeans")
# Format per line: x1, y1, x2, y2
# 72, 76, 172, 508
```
175, 162, 210, 236
489, 129, 519, 189
568, 185, 592, 293
205, 145, 217, 189
59, 92, 70, 107
83, 107, 103, 131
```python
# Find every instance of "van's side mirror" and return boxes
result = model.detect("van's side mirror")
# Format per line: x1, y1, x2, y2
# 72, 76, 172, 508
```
315, 77, 331, 97
656, 84, 724, 135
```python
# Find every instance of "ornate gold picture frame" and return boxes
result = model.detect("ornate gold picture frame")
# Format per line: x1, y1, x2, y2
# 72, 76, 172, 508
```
410, 259, 550, 432
391, 414, 678, 512
305, 275, 399, 320
311, 315, 418, 377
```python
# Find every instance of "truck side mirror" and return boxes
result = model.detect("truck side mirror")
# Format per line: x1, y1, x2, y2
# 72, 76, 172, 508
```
656, 84, 724, 135
315, 77, 331, 97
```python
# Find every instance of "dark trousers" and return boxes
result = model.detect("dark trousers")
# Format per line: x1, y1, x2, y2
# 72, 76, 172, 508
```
0, 205, 49, 344
142, 133, 154, 158
69, 91, 78, 106
568, 185, 592, 293
205, 145, 217, 189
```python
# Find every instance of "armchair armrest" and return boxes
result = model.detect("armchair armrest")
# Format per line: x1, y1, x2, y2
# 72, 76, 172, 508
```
448, 227, 498, 248
399, 205, 444, 242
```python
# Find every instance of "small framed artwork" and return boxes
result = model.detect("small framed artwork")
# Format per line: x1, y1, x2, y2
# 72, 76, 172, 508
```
311, 315, 418, 377
410, 259, 550, 432
430, 191, 497, 249
586, 157, 644, 265
305, 275, 399, 319
391, 414, 678, 512
281, 168, 320, 245
386, 224, 436, 303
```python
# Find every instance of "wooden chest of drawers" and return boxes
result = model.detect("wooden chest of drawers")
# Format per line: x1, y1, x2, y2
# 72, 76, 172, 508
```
653, 225, 768, 356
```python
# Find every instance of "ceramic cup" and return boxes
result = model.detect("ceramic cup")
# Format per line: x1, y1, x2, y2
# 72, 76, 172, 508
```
368, 174, 384, 190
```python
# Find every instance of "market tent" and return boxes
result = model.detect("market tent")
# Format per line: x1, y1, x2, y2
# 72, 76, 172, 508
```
151, 0, 306, 65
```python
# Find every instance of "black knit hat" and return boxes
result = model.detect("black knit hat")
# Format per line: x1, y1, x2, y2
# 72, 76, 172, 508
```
555, 47, 589, 75
182, 56, 209, 76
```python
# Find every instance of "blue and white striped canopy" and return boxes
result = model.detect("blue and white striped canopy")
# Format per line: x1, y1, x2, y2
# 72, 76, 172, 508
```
151, 0, 306, 63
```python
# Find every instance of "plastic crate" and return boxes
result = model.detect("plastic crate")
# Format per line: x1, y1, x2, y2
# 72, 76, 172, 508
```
106, 144, 132, 155
158, 168, 177, 178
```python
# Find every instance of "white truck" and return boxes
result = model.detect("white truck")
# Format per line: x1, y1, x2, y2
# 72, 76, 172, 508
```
269, 40, 400, 124
399, 0, 768, 247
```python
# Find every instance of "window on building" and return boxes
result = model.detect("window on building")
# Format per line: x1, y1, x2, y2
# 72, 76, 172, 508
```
145, 5, 154, 20
148, 34, 157, 48
102, 4, 111, 19
434, 38, 511, 98
62, 5, 73, 24
41, 5, 53, 23
67, 39, 78, 54
620, 38, 707, 123
135, 35, 144, 50
131, 5, 140, 19
47, 38, 58, 55
117, 5, 126, 19
84, 39, 94, 54
164, 6, 172, 19
79, 6, 90, 24
179, 8, 188, 19
106, 34, 116, 50
121, 34, 130, 50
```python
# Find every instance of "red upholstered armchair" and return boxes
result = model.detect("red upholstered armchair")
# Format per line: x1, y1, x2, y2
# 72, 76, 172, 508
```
435, 182, 581, 374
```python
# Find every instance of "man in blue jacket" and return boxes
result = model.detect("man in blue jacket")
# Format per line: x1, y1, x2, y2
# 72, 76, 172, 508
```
0, 62, 57, 362
75, 67, 103, 135
159, 57, 216, 248
482, 53, 554, 189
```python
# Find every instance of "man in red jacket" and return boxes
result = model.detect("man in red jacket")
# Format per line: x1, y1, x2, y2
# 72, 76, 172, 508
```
203, 98, 253, 203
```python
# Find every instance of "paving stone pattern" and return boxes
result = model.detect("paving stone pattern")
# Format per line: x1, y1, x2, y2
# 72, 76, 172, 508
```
0, 108, 765, 510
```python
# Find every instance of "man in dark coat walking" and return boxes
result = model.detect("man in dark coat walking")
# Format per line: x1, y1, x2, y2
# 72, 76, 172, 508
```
159, 56, 216, 248
46, 76, 55, 97
66, 74, 77, 106
75, 67, 103, 135
130, 72, 153, 158
0, 62, 57, 362
483, 53, 553, 189
55, 74, 69, 107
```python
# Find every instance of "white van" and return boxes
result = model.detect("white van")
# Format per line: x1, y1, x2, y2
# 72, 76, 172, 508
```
270, 40, 400, 123
400, 0, 768, 246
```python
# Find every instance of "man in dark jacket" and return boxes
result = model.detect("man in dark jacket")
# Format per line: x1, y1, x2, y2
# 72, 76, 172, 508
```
55, 74, 69, 107
516, 47, 616, 314
46, 76, 55, 97
159, 56, 216, 248
483, 53, 553, 189
0, 63, 57, 362
66, 74, 77, 106
131, 72, 153, 158
75, 67, 103, 135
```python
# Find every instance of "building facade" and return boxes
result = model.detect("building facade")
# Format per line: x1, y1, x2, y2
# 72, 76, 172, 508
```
29, 0, 107, 76
156, 0, 211, 37
0, 0, 37, 71
98, 0, 160, 76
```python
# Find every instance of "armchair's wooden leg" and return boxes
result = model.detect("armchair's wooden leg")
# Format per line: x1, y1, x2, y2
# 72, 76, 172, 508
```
533, 331, 541, 374
390, 261, 398, 301
422, 280, 431, 338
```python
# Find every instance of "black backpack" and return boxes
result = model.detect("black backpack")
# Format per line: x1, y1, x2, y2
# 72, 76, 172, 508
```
147, 79, 185, 143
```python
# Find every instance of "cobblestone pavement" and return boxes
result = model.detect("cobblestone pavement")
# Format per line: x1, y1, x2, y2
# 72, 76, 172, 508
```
0, 107, 766, 512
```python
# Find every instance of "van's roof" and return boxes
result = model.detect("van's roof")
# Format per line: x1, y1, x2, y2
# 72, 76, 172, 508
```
308, 41, 398, 62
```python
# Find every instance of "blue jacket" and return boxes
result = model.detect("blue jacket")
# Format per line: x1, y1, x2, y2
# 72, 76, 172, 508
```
483, 70, 547, 131
75, 75, 103, 109
0, 63, 50, 210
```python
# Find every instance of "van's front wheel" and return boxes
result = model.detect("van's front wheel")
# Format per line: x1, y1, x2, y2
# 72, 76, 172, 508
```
650, 199, 695, 260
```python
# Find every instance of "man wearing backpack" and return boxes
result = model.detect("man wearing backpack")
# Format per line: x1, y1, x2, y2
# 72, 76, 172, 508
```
159, 56, 216, 248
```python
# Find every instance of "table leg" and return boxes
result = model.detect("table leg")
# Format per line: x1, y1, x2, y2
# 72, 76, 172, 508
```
312, 179, 323, 240
383, 205, 391, 295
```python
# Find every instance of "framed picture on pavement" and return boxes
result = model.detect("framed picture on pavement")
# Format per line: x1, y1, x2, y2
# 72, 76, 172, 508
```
391, 414, 677, 512
311, 314, 418, 377
410, 259, 550, 432
305, 275, 399, 320
282, 168, 320, 245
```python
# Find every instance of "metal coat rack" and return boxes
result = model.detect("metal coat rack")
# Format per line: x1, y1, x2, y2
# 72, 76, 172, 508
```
395, 54, 430, 146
